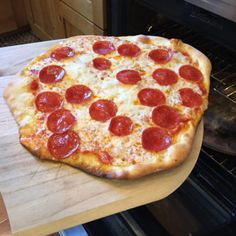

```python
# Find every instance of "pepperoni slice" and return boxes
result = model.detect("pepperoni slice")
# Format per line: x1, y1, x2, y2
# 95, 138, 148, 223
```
179, 88, 203, 107
142, 127, 172, 152
47, 109, 76, 133
116, 70, 141, 84
93, 41, 115, 55
118, 43, 141, 57
179, 65, 203, 82
138, 88, 166, 107
48, 130, 80, 159
35, 91, 63, 113
50, 46, 75, 60
93, 57, 111, 70
149, 49, 173, 64
98, 151, 113, 164
66, 85, 92, 104
39, 65, 65, 84
152, 68, 178, 86
89, 99, 117, 122
152, 105, 182, 129
109, 116, 133, 136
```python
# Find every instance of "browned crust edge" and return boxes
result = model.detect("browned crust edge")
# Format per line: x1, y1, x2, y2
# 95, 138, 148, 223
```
170, 38, 212, 92
4, 35, 209, 179
17, 124, 198, 180
71, 124, 197, 179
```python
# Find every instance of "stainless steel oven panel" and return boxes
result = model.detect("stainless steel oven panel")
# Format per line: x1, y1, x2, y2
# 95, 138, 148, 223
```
185, 0, 236, 23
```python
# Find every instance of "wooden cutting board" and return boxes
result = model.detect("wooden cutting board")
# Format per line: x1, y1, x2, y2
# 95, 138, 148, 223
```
0, 41, 203, 236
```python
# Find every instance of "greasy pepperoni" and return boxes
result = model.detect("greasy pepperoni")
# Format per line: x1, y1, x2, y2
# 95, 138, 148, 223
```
109, 116, 133, 136
142, 127, 172, 152
149, 49, 173, 64
39, 65, 65, 84
89, 99, 117, 122
93, 57, 111, 70
152, 105, 182, 129
138, 88, 166, 107
50, 46, 74, 60
30, 80, 39, 90
35, 91, 63, 113
66, 85, 92, 104
47, 109, 76, 133
179, 65, 203, 82
47, 130, 80, 159
116, 70, 141, 84
179, 88, 203, 107
93, 41, 115, 55
152, 68, 178, 85
98, 151, 113, 164
118, 43, 141, 57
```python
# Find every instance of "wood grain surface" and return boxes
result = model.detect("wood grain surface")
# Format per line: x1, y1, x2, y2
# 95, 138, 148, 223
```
0, 40, 60, 77
0, 41, 203, 236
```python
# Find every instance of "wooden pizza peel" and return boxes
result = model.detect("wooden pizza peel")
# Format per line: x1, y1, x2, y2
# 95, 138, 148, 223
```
0, 41, 204, 236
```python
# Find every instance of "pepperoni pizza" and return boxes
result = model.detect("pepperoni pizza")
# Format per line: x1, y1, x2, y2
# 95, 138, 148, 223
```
4, 35, 211, 179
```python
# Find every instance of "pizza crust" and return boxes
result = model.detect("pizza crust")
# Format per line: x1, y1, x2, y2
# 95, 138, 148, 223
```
60, 123, 196, 179
4, 35, 210, 179
170, 38, 211, 92
15, 122, 196, 179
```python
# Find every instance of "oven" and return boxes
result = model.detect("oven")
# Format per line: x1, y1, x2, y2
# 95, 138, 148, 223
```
60, 1, 236, 235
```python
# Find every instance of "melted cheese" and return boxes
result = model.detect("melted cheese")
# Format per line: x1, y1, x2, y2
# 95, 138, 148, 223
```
20, 35, 205, 166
